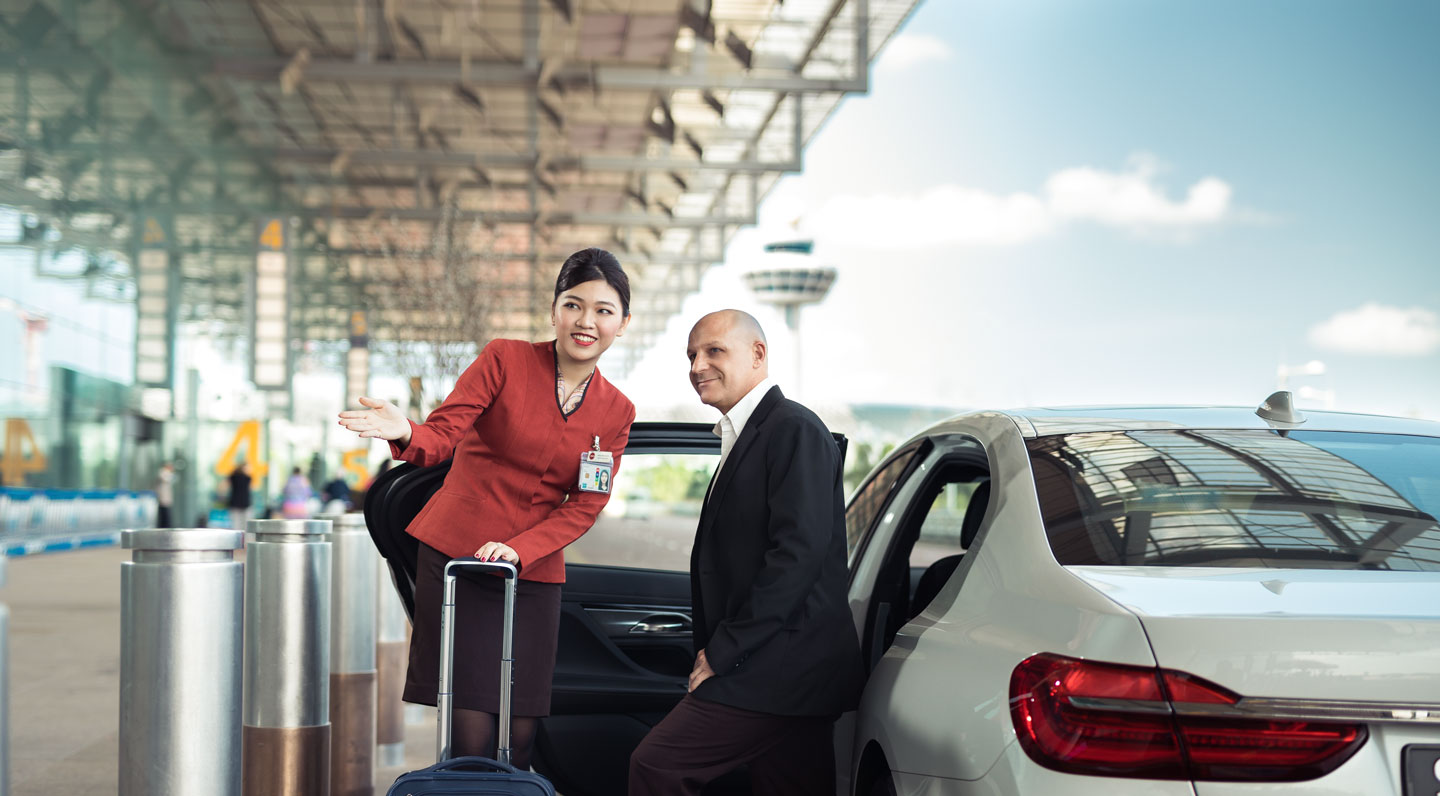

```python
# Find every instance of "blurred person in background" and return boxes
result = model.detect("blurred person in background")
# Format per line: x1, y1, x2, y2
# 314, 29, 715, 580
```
281, 466, 313, 519
227, 461, 253, 530
154, 461, 175, 528
322, 472, 352, 514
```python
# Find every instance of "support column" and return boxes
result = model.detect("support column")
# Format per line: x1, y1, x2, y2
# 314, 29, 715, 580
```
243, 519, 332, 796
119, 529, 244, 796
375, 552, 409, 767
328, 515, 376, 796
133, 213, 176, 393
252, 216, 293, 410
345, 310, 370, 411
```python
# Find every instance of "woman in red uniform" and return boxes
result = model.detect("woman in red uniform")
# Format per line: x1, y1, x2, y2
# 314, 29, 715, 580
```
338, 248, 635, 768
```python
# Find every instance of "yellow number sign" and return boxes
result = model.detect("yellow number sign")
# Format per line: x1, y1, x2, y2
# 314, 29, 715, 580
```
215, 420, 270, 482
1, 418, 48, 486
342, 448, 370, 486
142, 217, 167, 246
259, 219, 285, 251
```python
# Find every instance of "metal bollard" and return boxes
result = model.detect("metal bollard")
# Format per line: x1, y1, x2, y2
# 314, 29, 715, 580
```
243, 519, 332, 796
375, 551, 409, 768
327, 515, 376, 795
119, 529, 244, 796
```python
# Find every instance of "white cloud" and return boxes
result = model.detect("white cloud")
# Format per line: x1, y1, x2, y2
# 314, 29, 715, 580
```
1044, 166, 1231, 228
1308, 303, 1440, 357
806, 157, 1235, 250
814, 186, 1053, 248
875, 34, 952, 74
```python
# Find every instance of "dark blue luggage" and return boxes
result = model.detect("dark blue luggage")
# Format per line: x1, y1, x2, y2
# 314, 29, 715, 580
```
386, 756, 554, 795
386, 559, 557, 796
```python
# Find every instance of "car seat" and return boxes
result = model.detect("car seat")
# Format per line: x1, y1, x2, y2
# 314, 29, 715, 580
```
910, 479, 990, 617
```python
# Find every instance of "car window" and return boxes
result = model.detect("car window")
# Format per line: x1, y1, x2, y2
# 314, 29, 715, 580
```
911, 480, 984, 568
845, 444, 922, 562
1028, 429, 1440, 570
567, 452, 717, 572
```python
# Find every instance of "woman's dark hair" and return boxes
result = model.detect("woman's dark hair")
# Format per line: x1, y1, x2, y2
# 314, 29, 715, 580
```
554, 248, 631, 317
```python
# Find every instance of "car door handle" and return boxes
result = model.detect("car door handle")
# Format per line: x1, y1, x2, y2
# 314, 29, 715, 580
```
629, 613, 692, 634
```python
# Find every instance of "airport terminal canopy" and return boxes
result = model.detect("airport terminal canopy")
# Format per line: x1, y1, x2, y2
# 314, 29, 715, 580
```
0, 0, 919, 373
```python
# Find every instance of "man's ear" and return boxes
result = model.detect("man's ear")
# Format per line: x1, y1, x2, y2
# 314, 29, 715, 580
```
752, 340, 767, 368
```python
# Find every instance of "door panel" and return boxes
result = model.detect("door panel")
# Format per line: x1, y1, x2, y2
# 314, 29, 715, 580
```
550, 564, 692, 715
537, 563, 697, 796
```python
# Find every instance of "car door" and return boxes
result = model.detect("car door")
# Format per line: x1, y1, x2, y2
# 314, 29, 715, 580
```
534, 421, 846, 796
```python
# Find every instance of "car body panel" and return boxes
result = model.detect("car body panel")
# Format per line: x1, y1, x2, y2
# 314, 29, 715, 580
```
1069, 566, 1440, 703
887, 743, 1198, 795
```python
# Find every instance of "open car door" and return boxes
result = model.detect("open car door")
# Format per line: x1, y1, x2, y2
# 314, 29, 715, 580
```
363, 421, 846, 796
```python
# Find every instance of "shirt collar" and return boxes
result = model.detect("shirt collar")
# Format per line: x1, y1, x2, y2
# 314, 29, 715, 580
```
712, 377, 776, 441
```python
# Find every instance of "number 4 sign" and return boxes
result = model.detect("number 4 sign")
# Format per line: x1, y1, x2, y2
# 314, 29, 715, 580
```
1, 418, 48, 486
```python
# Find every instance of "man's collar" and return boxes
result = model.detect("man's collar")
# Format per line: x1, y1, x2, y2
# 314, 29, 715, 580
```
712, 377, 776, 440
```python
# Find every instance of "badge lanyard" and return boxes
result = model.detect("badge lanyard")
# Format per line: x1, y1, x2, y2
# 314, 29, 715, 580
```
578, 434, 614, 494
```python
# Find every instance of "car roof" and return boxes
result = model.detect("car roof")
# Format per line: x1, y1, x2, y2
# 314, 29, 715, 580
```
923, 405, 1440, 439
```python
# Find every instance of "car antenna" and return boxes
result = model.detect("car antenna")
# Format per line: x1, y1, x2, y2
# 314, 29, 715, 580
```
1255, 390, 1306, 429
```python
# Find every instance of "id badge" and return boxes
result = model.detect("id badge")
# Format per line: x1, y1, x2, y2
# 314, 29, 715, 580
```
578, 450, 614, 494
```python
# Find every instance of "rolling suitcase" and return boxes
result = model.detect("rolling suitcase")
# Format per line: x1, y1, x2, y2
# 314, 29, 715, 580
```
386, 559, 557, 796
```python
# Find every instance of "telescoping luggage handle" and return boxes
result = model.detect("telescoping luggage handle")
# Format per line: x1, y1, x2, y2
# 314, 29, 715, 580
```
439, 559, 518, 765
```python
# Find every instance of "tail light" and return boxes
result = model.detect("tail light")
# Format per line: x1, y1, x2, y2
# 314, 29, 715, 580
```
1009, 653, 1367, 781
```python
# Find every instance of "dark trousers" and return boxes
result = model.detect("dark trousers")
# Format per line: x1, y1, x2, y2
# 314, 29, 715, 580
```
628, 693, 836, 796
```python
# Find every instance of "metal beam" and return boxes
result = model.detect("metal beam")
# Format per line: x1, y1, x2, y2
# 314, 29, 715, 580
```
210, 57, 866, 93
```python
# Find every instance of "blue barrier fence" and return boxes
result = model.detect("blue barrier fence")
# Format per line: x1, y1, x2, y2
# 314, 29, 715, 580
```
0, 488, 158, 556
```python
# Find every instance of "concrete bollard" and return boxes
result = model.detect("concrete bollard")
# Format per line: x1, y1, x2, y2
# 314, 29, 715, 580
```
118, 529, 244, 796
243, 519, 332, 796
327, 515, 376, 795
375, 550, 409, 768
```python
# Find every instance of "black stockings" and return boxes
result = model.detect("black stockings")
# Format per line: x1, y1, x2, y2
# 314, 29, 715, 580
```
452, 707, 540, 771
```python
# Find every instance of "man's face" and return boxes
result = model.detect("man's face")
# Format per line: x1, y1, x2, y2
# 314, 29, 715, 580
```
686, 315, 763, 414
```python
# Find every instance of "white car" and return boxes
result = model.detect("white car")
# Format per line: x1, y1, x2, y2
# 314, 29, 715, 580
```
377, 401, 1438, 795
844, 396, 1440, 795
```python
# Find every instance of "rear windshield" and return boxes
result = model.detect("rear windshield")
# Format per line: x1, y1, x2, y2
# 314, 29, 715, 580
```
1027, 429, 1440, 570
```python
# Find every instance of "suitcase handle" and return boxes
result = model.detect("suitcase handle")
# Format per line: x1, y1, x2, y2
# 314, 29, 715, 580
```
438, 559, 519, 765
427, 754, 522, 775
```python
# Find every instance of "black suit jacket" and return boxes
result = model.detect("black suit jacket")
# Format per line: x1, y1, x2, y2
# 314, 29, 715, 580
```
690, 386, 864, 716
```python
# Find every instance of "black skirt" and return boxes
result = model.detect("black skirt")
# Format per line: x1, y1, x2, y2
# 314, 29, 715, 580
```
404, 541, 563, 717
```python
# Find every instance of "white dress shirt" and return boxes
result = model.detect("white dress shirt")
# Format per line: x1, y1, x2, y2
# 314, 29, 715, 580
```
712, 377, 775, 480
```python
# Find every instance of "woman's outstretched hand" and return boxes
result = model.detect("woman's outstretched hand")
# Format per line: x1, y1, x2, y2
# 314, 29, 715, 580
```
338, 397, 412, 446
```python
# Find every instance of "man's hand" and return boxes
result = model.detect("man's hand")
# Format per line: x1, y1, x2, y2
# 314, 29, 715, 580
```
688, 649, 715, 692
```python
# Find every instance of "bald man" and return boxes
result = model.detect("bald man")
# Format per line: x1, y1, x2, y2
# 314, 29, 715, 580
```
628, 310, 863, 796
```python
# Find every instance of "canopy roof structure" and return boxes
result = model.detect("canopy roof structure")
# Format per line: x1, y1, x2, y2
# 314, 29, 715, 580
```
0, 0, 920, 376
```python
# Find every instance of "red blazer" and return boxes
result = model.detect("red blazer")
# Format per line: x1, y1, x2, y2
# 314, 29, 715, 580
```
391, 339, 635, 583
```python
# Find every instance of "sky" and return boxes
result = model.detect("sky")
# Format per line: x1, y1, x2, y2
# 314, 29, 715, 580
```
615, 0, 1440, 421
